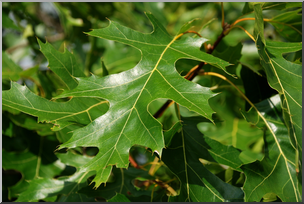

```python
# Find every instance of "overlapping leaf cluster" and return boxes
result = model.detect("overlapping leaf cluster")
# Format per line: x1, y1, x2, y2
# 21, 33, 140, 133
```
2, 2, 302, 202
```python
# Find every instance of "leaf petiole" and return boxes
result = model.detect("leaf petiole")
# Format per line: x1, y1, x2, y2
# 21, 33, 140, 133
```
201, 71, 255, 108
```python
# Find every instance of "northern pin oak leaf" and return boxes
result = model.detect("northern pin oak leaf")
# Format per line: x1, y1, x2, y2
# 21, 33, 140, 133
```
4, 13, 230, 188
53, 13, 231, 188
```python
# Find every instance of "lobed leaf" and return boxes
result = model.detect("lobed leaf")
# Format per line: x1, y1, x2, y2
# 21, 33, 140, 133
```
78, 167, 157, 201
16, 151, 95, 202
270, 9, 302, 42
162, 116, 244, 202
53, 13, 230, 187
2, 82, 109, 131
3, 134, 64, 200
241, 95, 301, 202
256, 38, 302, 160
37, 39, 86, 90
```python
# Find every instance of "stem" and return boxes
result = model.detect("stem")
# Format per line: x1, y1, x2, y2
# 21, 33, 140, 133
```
232, 17, 256, 26
129, 154, 140, 169
22, 76, 46, 98
153, 100, 174, 118
153, 25, 230, 118
230, 25, 256, 42
230, 18, 301, 35
35, 136, 44, 178
148, 157, 160, 176
182, 30, 202, 37
202, 72, 256, 108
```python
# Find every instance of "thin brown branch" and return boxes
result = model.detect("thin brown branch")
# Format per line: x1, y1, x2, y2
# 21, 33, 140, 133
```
153, 24, 230, 118
153, 100, 174, 118
129, 154, 140, 169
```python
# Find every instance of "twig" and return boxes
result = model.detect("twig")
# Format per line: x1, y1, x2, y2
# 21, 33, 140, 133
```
153, 25, 230, 118
221, 2, 225, 28
129, 154, 140, 169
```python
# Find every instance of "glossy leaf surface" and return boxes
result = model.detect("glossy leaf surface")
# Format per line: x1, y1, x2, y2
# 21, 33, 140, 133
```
241, 95, 301, 202
270, 8, 302, 42
78, 167, 161, 201
3, 82, 109, 131
162, 116, 244, 202
16, 151, 95, 202
54, 13, 230, 187
256, 38, 302, 159
38, 39, 86, 90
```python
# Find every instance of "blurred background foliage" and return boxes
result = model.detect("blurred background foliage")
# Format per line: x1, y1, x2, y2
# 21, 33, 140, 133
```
2, 2, 301, 202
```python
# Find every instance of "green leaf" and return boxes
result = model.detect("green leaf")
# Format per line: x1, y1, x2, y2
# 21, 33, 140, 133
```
2, 12, 22, 31
253, 3, 265, 44
96, 39, 141, 74
8, 113, 54, 136
101, 59, 109, 76
270, 9, 302, 42
55, 151, 92, 169
16, 171, 95, 202
240, 65, 278, 111
177, 18, 204, 34
204, 41, 243, 77
3, 137, 63, 181
16, 151, 95, 202
3, 134, 64, 199
262, 193, 280, 202
2, 113, 15, 138
53, 13, 230, 187
107, 193, 131, 202
2, 51, 23, 81
162, 116, 244, 202
242, 2, 287, 15
241, 95, 301, 202
55, 124, 83, 143
163, 121, 182, 147
201, 118, 264, 164
3, 82, 109, 131
256, 39, 302, 161
78, 167, 156, 201
37, 39, 86, 90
